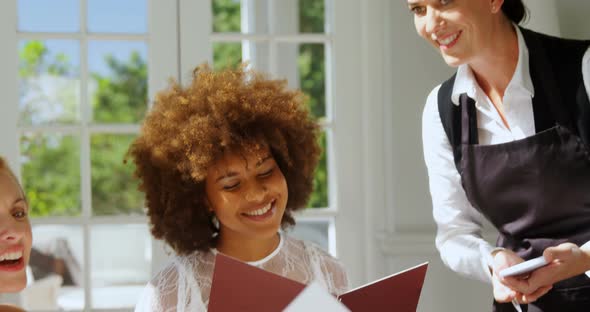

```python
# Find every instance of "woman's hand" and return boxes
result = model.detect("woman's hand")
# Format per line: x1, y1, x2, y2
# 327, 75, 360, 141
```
491, 249, 552, 304
507, 243, 590, 294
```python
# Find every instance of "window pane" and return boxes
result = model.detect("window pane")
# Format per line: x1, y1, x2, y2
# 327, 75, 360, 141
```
298, 0, 325, 33
88, 41, 148, 123
19, 40, 81, 126
289, 218, 331, 251
276, 43, 325, 118
212, 0, 241, 33
87, 0, 147, 34
308, 131, 328, 208
213, 42, 242, 70
24, 225, 84, 311
18, 0, 79, 33
20, 133, 81, 217
213, 42, 271, 71
90, 224, 151, 309
91, 134, 143, 216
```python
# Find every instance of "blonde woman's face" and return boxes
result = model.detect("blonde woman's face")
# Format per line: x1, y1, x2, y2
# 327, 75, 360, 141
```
0, 171, 32, 293
205, 146, 288, 242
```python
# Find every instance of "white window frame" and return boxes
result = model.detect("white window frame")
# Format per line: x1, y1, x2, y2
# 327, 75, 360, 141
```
0, 0, 179, 310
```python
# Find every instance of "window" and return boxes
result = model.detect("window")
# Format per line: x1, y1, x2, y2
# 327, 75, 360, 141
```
1, 0, 177, 310
207, 0, 338, 254
0, 0, 358, 310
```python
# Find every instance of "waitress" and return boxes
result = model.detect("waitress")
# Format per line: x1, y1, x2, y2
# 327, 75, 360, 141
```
410, 0, 590, 310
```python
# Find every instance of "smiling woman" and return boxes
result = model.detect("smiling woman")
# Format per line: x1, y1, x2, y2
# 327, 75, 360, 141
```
0, 157, 32, 312
410, 0, 590, 311
128, 64, 348, 311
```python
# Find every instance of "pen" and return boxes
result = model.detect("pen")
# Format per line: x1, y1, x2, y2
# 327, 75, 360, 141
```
512, 299, 522, 312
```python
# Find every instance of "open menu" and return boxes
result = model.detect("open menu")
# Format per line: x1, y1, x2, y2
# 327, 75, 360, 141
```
208, 253, 428, 312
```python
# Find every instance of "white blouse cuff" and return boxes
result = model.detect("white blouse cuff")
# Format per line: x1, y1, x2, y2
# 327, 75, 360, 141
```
480, 244, 505, 281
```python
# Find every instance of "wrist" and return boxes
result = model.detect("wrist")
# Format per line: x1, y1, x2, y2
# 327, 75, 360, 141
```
488, 247, 506, 275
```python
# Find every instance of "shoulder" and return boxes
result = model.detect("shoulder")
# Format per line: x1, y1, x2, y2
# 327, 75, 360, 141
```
521, 27, 590, 62
150, 250, 212, 286
283, 235, 337, 263
293, 237, 346, 274
422, 84, 448, 145
290, 237, 349, 294
423, 84, 443, 119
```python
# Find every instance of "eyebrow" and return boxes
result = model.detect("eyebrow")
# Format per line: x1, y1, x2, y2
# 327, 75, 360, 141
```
13, 198, 26, 204
407, 0, 421, 6
215, 171, 239, 182
214, 155, 273, 182
255, 155, 273, 167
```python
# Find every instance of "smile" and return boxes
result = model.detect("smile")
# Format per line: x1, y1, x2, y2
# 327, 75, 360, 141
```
437, 31, 462, 49
242, 199, 277, 220
0, 248, 25, 272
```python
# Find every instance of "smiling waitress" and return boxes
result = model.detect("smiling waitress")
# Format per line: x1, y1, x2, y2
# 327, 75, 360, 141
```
408, 0, 590, 311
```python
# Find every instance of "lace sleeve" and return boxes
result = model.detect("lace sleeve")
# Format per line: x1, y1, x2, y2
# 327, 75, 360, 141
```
135, 262, 180, 312
134, 256, 207, 312
304, 241, 349, 296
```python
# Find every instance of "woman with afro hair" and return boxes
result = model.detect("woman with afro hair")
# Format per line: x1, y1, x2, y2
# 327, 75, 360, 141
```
131, 64, 348, 311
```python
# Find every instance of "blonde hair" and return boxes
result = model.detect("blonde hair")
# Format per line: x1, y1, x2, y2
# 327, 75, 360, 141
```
0, 156, 24, 197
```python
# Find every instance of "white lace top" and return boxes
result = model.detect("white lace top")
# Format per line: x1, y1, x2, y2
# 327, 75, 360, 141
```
134, 234, 348, 312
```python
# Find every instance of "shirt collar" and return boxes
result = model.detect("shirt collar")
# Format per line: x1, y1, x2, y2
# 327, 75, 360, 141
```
451, 25, 534, 106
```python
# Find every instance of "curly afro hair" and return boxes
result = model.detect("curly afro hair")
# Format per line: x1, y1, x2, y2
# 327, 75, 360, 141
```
128, 64, 321, 255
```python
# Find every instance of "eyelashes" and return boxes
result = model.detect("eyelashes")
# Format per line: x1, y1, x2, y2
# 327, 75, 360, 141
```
221, 167, 275, 191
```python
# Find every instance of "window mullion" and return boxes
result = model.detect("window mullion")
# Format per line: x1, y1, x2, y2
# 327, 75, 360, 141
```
0, 0, 20, 175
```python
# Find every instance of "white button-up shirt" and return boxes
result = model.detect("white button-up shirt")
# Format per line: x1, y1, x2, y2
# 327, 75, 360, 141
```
422, 26, 590, 283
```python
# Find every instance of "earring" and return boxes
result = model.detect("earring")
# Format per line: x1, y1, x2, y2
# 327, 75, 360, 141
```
212, 215, 219, 229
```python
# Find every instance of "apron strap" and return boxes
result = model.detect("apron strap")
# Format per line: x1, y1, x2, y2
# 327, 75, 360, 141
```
460, 93, 479, 145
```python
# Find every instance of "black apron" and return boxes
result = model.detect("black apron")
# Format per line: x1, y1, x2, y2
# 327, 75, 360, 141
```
457, 93, 590, 311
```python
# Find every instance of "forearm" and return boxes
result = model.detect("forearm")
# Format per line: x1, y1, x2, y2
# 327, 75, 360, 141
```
437, 228, 496, 283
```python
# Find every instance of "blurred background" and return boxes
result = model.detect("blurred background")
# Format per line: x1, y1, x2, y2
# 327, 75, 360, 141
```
0, 0, 588, 311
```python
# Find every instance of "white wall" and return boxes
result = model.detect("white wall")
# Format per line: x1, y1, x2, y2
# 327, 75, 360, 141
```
555, 0, 590, 40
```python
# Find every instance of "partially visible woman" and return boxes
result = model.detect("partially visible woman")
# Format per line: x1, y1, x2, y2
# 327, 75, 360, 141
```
130, 64, 348, 311
410, 0, 590, 311
0, 157, 31, 312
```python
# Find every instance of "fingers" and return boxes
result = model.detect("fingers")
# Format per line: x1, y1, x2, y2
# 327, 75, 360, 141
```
544, 243, 579, 263
519, 285, 552, 304
501, 275, 533, 294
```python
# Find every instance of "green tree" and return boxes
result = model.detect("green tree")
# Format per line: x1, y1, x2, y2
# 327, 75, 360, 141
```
212, 0, 242, 69
299, 0, 327, 208
19, 41, 81, 216
90, 53, 147, 215
19, 41, 146, 217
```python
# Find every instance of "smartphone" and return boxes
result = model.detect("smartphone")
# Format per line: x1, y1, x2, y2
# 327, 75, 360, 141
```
498, 256, 549, 278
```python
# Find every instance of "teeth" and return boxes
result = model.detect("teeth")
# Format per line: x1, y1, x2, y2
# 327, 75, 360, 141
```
439, 33, 459, 46
0, 251, 22, 262
244, 202, 272, 216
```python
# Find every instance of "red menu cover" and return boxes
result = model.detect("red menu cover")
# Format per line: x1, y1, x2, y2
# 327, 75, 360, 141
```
338, 262, 428, 312
208, 254, 306, 312
208, 253, 428, 312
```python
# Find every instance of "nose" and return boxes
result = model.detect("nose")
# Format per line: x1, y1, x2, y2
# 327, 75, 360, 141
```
244, 182, 268, 203
425, 8, 444, 35
0, 223, 24, 243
